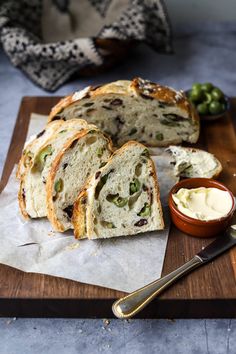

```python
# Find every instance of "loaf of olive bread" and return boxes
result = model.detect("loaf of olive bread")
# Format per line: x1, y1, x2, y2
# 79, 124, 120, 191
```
72, 141, 164, 240
48, 78, 200, 147
46, 129, 113, 232
166, 146, 222, 178
18, 119, 97, 219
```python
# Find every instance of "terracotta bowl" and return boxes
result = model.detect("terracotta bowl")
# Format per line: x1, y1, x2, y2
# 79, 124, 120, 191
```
168, 178, 235, 238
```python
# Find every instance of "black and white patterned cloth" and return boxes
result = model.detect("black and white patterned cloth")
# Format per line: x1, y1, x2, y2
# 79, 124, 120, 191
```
0, 0, 172, 91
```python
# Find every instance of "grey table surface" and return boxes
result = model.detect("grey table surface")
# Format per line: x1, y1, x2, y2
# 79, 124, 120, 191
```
0, 22, 236, 354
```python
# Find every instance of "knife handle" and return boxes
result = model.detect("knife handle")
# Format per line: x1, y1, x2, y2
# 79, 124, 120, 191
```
112, 255, 203, 319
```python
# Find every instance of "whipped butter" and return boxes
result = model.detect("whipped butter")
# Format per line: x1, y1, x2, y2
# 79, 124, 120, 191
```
172, 187, 233, 221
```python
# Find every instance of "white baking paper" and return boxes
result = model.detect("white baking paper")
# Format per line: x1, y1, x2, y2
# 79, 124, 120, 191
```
0, 114, 178, 293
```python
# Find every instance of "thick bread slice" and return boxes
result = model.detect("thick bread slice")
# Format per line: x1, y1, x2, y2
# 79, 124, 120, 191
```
46, 129, 113, 232
48, 78, 199, 147
166, 146, 222, 178
16, 120, 64, 179
72, 141, 164, 240
18, 119, 95, 219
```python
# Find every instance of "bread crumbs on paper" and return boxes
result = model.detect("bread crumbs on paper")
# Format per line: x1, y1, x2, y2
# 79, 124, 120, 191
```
103, 319, 110, 327
48, 230, 55, 237
66, 242, 80, 251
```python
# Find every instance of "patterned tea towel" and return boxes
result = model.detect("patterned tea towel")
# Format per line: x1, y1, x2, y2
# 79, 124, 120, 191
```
0, 0, 172, 91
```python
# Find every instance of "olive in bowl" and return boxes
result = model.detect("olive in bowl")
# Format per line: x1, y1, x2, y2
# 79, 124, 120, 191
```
186, 83, 230, 121
168, 178, 235, 238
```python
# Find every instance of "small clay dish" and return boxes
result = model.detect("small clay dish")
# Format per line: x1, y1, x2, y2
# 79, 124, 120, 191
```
168, 178, 235, 238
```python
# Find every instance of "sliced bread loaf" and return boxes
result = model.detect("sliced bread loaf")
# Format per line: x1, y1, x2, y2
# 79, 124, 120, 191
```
166, 146, 222, 178
46, 129, 113, 232
72, 141, 164, 240
48, 78, 199, 147
18, 119, 96, 219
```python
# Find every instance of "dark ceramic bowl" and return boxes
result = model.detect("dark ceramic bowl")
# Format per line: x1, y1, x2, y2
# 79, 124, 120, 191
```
185, 90, 230, 121
168, 178, 235, 238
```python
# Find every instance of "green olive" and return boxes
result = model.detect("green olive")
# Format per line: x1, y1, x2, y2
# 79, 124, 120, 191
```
197, 103, 209, 115
191, 83, 202, 91
211, 88, 224, 101
113, 196, 128, 208
33, 145, 53, 171
204, 92, 212, 104
138, 203, 151, 217
39, 145, 53, 163
54, 178, 63, 193
96, 147, 104, 157
209, 101, 223, 114
130, 178, 140, 195
106, 194, 128, 207
155, 132, 164, 141
141, 149, 150, 157
189, 89, 203, 102
201, 83, 213, 92
102, 221, 116, 229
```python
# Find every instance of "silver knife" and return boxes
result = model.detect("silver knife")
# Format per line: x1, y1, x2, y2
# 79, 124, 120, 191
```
112, 225, 236, 319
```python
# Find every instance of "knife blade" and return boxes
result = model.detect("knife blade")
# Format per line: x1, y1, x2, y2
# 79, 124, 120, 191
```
197, 225, 236, 263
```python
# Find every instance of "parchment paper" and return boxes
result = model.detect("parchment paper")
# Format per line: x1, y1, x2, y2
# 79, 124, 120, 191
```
0, 114, 178, 293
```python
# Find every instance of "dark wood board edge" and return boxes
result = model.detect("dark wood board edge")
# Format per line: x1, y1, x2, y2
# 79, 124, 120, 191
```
0, 298, 235, 319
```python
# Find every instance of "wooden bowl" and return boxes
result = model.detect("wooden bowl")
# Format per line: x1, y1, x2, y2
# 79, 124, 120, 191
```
168, 178, 235, 238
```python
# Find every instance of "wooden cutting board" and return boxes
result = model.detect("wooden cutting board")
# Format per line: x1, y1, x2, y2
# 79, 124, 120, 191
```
0, 96, 235, 318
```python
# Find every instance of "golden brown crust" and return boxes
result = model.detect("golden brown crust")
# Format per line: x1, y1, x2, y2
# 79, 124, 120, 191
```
47, 78, 200, 128
131, 78, 200, 139
46, 129, 113, 232
18, 177, 30, 220
48, 94, 75, 123
16, 142, 35, 180
72, 190, 88, 239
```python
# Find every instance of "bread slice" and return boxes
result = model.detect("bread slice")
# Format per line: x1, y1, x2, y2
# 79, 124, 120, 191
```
48, 78, 199, 147
16, 120, 64, 179
46, 129, 113, 232
72, 141, 164, 240
166, 146, 222, 178
18, 119, 96, 219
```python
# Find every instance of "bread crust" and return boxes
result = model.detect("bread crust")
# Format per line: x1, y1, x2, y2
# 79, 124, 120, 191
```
18, 176, 30, 220
46, 129, 113, 232
48, 78, 200, 133
72, 190, 88, 239
72, 141, 164, 239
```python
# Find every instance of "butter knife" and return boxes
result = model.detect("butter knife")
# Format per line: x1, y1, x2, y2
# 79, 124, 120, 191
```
112, 225, 236, 319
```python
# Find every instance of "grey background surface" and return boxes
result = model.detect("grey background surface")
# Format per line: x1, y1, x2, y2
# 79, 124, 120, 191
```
0, 22, 236, 354
166, 0, 236, 25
